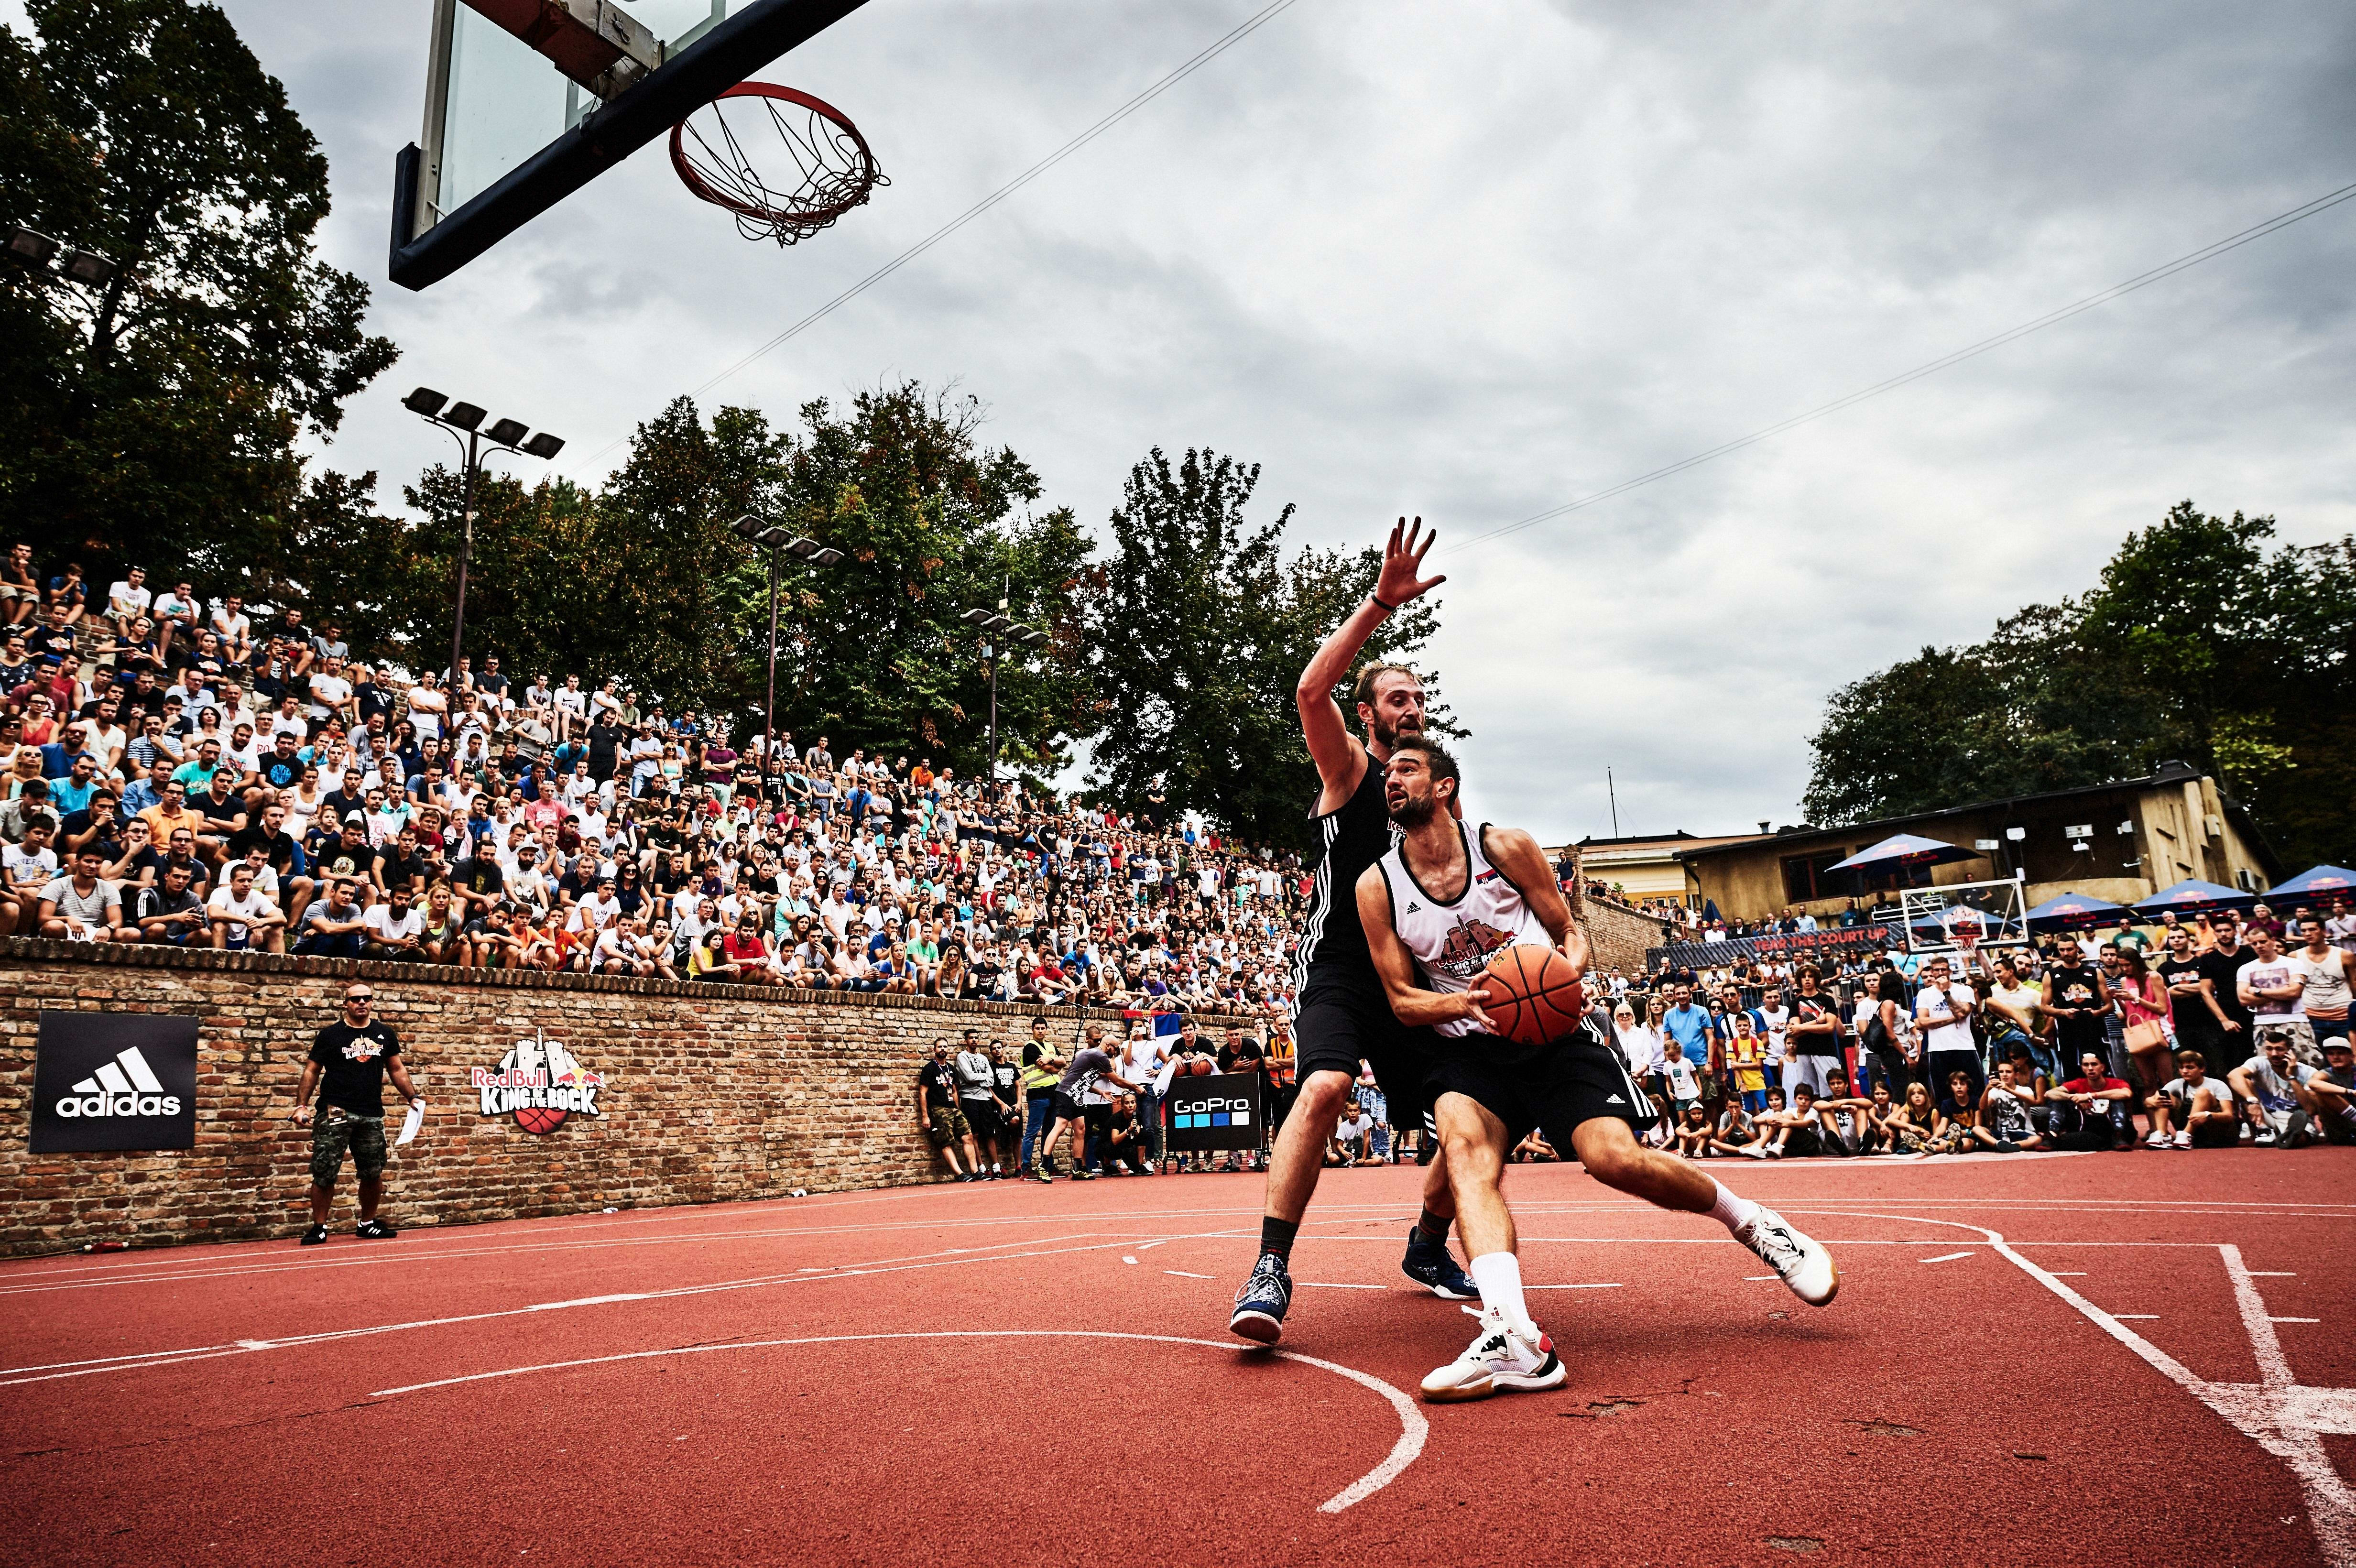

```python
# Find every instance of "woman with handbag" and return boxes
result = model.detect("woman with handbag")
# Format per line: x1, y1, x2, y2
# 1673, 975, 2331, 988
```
2111, 946, 2174, 1128
1859, 967, 1917, 1095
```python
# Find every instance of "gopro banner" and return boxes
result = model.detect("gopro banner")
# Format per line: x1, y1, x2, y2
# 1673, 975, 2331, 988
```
29, 1010, 200, 1153
1164, 1072, 1264, 1152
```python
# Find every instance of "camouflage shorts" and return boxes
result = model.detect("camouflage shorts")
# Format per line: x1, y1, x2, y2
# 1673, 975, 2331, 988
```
311, 1111, 387, 1183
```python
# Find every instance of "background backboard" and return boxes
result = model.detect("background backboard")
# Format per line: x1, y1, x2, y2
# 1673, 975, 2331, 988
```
393, 0, 873, 291
1898, 874, 2030, 958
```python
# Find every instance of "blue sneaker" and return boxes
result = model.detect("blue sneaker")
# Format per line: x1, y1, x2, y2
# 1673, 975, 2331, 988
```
1229, 1252, 1292, 1343
1401, 1225, 1477, 1299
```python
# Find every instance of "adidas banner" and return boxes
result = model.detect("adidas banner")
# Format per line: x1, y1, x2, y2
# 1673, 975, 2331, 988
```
1163, 1072, 1265, 1152
30, 1011, 200, 1153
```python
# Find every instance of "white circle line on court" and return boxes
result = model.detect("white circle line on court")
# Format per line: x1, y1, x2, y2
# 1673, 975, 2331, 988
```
369, 1328, 1427, 1515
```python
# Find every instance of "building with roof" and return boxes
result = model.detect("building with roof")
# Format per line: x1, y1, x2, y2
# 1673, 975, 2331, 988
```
1672, 762, 2282, 924
1553, 830, 1766, 906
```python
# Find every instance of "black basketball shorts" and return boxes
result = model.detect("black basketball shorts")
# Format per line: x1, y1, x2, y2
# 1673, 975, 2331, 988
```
1424, 1031, 1658, 1147
1294, 981, 1440, 1126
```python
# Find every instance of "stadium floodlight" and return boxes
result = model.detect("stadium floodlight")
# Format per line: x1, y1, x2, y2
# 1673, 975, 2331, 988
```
960, 608, 993, 625
521, 432, 565, 459
485, 417, 529, 447
782, 535, 820, 558
402, 387, 449, 417
811, 547, 844, 566
983, 614, 1014, 634
730, 514, 766, 541
759, 527, 792, 548
61, 248, 116, 284
5, 227, 60, 266
442, 401, 487, 432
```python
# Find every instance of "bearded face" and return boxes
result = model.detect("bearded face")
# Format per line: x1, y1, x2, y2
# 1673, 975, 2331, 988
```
1385, 762, 1443, 828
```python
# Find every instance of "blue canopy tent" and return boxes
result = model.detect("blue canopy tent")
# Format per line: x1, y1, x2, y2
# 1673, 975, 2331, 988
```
2024, 893, 2128, 932
2133, 879, 2258, 915
1827, 834, 1982, 874
2265, 865, 2356, 900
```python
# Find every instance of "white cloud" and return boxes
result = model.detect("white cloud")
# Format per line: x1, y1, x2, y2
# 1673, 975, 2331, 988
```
150, 0, 2356, 838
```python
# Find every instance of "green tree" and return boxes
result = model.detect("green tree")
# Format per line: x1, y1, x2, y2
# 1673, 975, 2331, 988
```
1080, 447, 1444, 847
1802, 501, 2356, 866
392, 384, 1095, 776
0, 0, 396, 584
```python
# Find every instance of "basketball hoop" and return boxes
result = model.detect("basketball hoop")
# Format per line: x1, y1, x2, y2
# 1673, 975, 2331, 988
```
1947, 914, 1984, 970
669, 83, 887, 245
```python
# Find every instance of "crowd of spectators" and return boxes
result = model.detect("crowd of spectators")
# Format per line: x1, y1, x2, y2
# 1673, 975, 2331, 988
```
0, 554, 1321, 1029
1576, 899, 2356, 1160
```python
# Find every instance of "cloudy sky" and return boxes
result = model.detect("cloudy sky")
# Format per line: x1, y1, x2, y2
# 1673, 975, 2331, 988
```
29, 1, 2355, 842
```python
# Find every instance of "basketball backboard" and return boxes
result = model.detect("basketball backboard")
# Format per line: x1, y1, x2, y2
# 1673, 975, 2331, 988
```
1898, 874, 2030, 959
392, 0, 873, 290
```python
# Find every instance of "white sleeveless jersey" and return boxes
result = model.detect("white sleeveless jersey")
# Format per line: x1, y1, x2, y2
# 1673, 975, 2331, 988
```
1376, 823, 1552, 1040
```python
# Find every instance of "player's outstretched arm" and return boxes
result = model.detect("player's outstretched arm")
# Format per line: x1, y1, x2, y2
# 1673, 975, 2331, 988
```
1482, 826, 1591, 978
1296, 517, 1444, 812
1355, 864, 1490, 1031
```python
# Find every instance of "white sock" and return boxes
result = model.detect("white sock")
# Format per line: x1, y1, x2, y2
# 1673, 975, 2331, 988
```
1706, 1178, 1761, 1233
1469, 1251, 1533, 1330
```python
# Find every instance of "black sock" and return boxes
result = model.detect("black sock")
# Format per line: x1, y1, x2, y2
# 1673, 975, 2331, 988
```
1259, 1216, 1299, 1262
1416, 1206, 1451, 1242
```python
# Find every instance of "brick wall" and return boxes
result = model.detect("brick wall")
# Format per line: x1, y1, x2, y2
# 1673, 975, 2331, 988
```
1581, 893, 1671, 978
0, 938, 1256, 1258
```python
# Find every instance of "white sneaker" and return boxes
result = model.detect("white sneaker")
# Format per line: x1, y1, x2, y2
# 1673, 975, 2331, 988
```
2145, 1131, 2169, 1148
2172, 1131, 2192, 1149
1418, 1305, 1567, 1404
1735, 1207, 1839, 1306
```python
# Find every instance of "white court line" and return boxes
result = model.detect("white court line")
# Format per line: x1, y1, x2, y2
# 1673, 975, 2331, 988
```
1166, 1271, 1212, 1279
368, 1329, 1426, 1515
1526, 1283, 1623, 1291
1293, 1282, 1386, 1291
1792, 1205, 2356, 1568
1918, 1252, 1974, 1263
2049, 1272, 2086, 1276
1122, 1257, 1139, 1265
0, 1229, 1253, 1387
2115, 1314, 2160, 1320
2273, 1318, 2322, 1325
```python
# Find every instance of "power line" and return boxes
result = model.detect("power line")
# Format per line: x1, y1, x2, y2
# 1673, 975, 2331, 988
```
579, 0, 1307, 469
1444, 178, 2356, 555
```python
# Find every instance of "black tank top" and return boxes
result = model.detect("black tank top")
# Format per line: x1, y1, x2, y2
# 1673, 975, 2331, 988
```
1294, 745, 1395, 996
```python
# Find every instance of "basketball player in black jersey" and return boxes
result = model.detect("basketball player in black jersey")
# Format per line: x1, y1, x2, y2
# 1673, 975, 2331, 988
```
1230, 518, 1478, 1343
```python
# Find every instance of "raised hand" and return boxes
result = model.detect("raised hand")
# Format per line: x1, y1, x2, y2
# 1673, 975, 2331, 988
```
1374, 516, 1446, 608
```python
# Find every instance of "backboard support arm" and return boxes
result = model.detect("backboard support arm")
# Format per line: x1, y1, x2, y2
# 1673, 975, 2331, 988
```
389, 0, 874, 290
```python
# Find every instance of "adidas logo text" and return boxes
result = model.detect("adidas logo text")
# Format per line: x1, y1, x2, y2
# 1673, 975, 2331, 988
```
57, 1047, 182, 1119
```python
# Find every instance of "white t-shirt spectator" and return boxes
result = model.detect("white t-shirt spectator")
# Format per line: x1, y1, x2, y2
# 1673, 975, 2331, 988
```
1662, 1054, 1701, 1103
2236, 1053, 2315, 1113
1615, 1022, 1664, 1077
5, 842, 59, 889
209, 603, 250, 645
1335, 1111, 1373, 1144
306, 669, 352, 723
2236, 955, 2304, 1026
1915, 982, 1975, 1056
107, 579, 152, 621
153, 588, 199, 627
205, 883, 274, 943
362, 902, 424, 944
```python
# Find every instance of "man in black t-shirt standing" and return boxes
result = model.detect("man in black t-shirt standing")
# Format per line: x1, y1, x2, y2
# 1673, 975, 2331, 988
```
293, 984, 423, 1244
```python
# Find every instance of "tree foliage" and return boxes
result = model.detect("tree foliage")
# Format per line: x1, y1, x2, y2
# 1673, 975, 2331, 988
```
1803, 501, 2356, 866
0, 0, 396, 584
391, 384, 1093, 775
1080, 448, 1444, 848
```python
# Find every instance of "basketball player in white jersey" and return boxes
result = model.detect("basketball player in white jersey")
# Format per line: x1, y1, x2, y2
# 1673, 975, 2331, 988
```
1357, 738, 1838, 1403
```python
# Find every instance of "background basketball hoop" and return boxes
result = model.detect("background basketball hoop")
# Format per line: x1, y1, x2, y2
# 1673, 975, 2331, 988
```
669, 83, 887, 245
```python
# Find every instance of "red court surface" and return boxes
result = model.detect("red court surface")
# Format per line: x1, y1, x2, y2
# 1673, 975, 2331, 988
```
2, 1150, 2352, 1567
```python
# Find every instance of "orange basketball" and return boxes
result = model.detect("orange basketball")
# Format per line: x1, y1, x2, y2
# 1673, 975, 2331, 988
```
1188, 1057, 1213, 1076
1476, 944, 1588, 1046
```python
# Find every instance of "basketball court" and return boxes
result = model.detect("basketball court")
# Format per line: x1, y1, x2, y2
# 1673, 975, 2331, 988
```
2, 1151, 2349, 1566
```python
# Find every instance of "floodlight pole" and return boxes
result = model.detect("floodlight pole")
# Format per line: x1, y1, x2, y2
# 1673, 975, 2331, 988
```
450, 425, 480, 689
764, 543, 781, 772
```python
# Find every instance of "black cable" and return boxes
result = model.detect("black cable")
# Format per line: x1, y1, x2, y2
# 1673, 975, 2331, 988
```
1445, 178, 2356, 555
